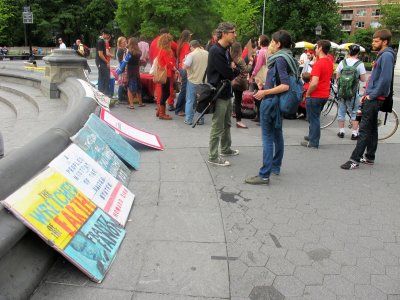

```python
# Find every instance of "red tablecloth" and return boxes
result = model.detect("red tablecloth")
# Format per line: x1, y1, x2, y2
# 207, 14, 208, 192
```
140, 73, 155, 97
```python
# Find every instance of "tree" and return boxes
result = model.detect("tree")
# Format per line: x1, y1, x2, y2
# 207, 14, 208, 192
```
218, 0, 260, 44
263, 0, 342, 42
115, 0, 220, 43
379, 0, 400, 45
349, 28, 375, 53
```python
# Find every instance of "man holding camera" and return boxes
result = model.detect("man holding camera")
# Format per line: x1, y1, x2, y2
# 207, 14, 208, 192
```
207, 22, 240, 167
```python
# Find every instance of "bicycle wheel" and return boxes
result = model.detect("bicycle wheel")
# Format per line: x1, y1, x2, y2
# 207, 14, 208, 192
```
378, 109, 399, 141
320, 98, 338, 129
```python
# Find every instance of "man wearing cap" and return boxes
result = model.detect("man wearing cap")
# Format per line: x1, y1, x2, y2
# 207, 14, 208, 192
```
96, 29, 111, 95
182, 40, 208, 125
207, 22, 240, 167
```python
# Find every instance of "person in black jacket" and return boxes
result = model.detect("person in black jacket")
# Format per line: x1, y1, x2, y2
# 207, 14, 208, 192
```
207, 22, 240, 167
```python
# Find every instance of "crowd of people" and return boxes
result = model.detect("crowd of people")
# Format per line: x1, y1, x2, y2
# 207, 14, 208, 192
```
99, 24, 395, 183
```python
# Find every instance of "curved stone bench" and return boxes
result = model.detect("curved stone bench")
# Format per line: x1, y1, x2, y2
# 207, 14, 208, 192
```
0, 67, 98, 299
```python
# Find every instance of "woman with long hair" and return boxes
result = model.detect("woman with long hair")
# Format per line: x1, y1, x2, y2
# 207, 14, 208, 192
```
246, 30, 297, 185
116, 36, 128, 102
157, 33, 178, 120
231, 42, 252, 128
175, 29, 192, 116
124, 37, 144, 108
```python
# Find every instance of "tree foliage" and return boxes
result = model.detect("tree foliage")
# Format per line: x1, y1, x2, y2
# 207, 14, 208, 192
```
379, 0, 400, 45
263, 0, 342, 42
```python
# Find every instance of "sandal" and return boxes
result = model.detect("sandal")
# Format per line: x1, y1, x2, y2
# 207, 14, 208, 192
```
138, 103, 146, 107
128, 105, 134, 109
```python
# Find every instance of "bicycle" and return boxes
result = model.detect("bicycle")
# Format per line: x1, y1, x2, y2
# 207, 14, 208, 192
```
320, 81, 399, 141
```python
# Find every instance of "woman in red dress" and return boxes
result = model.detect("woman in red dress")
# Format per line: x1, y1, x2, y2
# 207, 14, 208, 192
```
157, 34, 178, 120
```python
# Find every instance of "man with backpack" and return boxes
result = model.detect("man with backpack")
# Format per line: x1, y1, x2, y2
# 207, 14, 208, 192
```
336, 44, 366, 140
341, 29, 395, 170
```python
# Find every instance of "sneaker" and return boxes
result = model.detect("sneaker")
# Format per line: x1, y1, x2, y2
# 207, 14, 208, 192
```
168, 105, 176, 111
337, 132, 345, 138
340, 160, 359, 170
271, 170, 280, 176
220, 149, 240, 156
245, 175, 269, 185
300, 141, 318, 149
304, 136, 309, 141
208, 157, 230, 166
351, 134, 358, 140
197, 119, 204, 125
184, 120, 192, 125
360, 157, 374, 165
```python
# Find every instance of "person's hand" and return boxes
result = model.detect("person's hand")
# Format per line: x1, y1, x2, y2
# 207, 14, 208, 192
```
230, 62, 236, 69
254, 90, 268, 101
257, 82, 263, 90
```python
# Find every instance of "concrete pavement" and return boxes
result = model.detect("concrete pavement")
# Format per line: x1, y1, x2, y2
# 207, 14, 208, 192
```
1, 59, 400, 299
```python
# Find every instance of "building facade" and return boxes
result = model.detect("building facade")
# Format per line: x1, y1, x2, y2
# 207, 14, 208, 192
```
337, 0, 387, 34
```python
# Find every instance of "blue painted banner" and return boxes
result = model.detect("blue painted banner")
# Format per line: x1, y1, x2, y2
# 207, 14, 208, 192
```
64, 207, 126, 282
71, 126, 131, 186
85, 114, 140, 170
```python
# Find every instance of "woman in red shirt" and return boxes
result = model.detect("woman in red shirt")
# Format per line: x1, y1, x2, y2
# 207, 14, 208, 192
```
157, 34, 178, 120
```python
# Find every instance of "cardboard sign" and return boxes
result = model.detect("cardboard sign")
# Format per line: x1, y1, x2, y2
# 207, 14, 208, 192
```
49, 144, 135, 227
1, 168, 126, 283
85, 114, 141, 169
71, 125, 132, 185
77, 79, 110, 109
100, 108, 164, 150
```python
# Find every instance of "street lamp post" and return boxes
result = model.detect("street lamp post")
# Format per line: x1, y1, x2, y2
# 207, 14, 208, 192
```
262, 0, 266, 35
315, 24, 322, 42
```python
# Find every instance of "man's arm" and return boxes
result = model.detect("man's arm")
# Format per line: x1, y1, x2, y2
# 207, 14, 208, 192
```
367, 53, 394, 99
306, 76, 319, 97
210, 50, 238, 80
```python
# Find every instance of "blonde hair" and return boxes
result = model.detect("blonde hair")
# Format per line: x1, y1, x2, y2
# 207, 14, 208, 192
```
117, 36, 127, 49
157, 33, 173, 53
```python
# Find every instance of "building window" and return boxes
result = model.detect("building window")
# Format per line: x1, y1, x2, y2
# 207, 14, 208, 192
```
355, 21, 365, 28
372, 9, 381, 16
356, 9, 366, 16
370, 21, 381, 28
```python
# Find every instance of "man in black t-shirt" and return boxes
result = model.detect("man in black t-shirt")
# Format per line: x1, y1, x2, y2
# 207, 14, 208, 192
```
207, 22, 240, 167
96, 29, 111, 95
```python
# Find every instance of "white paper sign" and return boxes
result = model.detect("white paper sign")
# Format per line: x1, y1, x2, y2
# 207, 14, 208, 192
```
49, 144, 134, 227
100, 108, 164, 150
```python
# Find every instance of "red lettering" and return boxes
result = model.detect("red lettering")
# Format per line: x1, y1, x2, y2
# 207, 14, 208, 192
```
53, 216, 76, 237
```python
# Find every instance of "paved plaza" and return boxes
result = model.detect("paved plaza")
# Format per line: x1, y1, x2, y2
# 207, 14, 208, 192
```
1, 60, 400, 299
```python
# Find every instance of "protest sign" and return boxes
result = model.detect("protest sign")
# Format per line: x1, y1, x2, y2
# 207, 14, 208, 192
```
77, 79, 110, 109
85, 114, 140, 169
1, 168, 126, 283
100, 108, 164, 150
49, 144, 135, 227
71, 125, 131, 185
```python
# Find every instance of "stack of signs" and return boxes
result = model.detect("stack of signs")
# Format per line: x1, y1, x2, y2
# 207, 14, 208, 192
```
84, 114, 140, 170
77, 79, 110, 109
1, 168, 125, 283
71, 125, 131, 186
49, 144, 135, 227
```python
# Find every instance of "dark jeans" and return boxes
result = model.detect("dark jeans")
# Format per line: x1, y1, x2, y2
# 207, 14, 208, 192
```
233, 89, 243, 121
350, 99, 382, 162
160, 77, 171, 106
306, 97, 327, 147
98, 63, 110, 95
175, 69, 187, 114
118, 85, 127, 102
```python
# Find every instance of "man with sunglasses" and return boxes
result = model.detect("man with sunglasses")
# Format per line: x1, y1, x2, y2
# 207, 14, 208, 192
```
207, 22, 240, 167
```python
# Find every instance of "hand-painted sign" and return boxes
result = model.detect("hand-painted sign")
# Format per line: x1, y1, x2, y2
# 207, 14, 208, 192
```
1, 168, 126, 283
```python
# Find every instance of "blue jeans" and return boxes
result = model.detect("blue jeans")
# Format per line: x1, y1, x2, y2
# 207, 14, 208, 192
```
175, 69, 187, 114
350, 99, 382, 162
306, 97, 327, 147
259, 100, 284, 178
185, 81, 197, 123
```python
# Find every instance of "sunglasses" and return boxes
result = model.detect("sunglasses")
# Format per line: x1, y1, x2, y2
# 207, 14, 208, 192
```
226, 30, 236, 34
